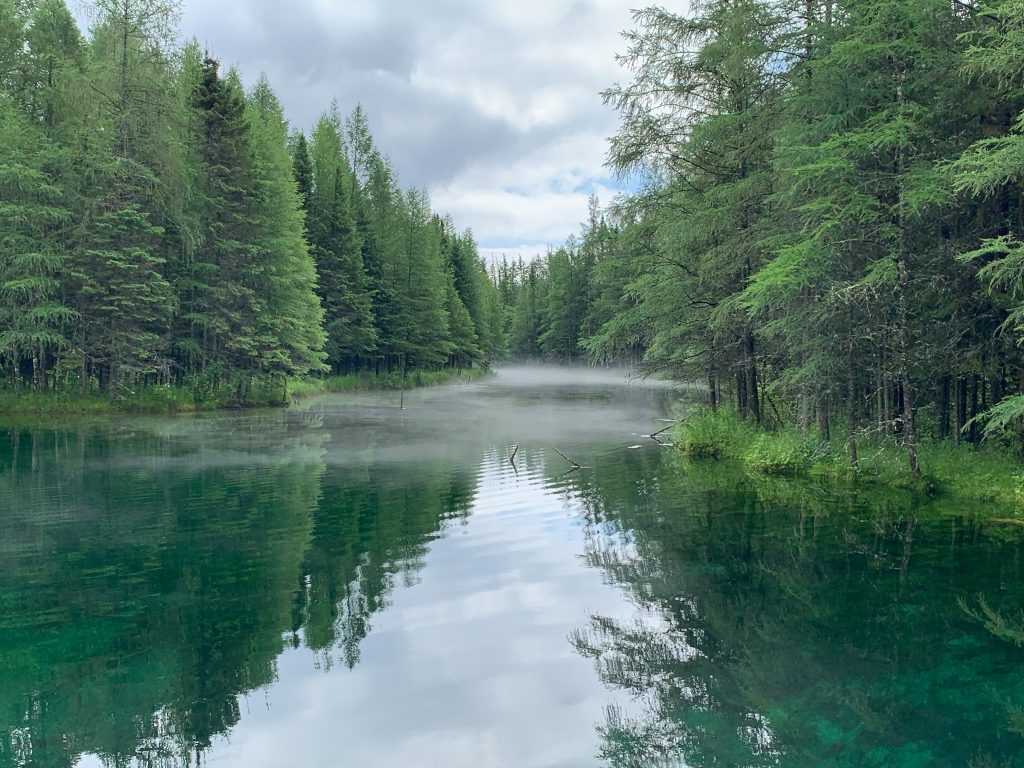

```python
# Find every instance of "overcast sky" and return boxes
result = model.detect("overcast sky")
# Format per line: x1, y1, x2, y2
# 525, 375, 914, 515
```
79, 0, 686, 261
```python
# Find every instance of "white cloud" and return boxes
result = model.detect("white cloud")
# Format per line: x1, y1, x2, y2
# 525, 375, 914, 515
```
75, 0, 689, 248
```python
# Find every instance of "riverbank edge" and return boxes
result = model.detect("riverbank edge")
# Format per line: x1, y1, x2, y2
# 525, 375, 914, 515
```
0, 368, 492, 422
673, 409, 1024, 510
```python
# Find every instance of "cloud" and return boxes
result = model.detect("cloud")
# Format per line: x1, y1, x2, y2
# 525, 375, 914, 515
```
77, 0, 689, 248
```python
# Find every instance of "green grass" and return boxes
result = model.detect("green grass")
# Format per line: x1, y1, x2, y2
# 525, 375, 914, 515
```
0, 367, 491, 422
675, 408, 1024, 508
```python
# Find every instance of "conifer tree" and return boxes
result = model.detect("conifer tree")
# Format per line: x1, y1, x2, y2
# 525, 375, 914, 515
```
444, 272, 480, 367
246, 76, 327, 378
291, 131, 312, 214
308, 105, 377, 372
0, 96, 73, 388
69, 175, 174, 391
190, 56, 260, 377
952, 0, 1024, 436
20, 0, 83, 130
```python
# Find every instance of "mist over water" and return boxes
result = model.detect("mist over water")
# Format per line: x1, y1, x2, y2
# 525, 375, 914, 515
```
2, 366, 1024, 768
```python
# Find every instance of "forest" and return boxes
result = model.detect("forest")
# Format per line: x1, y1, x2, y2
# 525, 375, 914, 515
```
5, 0, 1024, 475
0, 0, 504, 407
495, 0, 1024, 475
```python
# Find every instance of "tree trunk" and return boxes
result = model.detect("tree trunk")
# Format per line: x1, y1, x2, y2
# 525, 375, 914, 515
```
817, 393, 831, 441
938, 374, 951, 440
736, 368, 747, 418
745, 330, 761, 424
848, 352, 859, 470
969, 375, 980, 444
955, 376, 966, 445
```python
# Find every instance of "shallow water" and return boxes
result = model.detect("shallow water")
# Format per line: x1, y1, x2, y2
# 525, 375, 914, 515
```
1, 366, 1023, 768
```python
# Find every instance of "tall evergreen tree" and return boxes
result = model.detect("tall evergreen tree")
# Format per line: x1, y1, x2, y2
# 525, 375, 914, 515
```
0, 95, 73, 388
189, 56, 260, 377
952, 0, 1024, 436
291, 131, 312, 214
308, 105, 377, 372
246, 76, 326, 378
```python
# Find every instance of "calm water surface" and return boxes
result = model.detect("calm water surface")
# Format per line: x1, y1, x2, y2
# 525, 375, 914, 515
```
2, 367, 1024, 768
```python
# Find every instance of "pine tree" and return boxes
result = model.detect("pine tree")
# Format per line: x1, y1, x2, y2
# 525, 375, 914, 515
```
291, 131, 312, 214
19, 0, 83, 131
308, 105, 377, 372
392, 189, 451, 369
602, 0, 790, 419
70, 163, 174, 391
952, 0, 1024, 436
246, 75, 327, 378
0, 95, 74, 388
190, 56, 260, 377
444, 272, 480, 367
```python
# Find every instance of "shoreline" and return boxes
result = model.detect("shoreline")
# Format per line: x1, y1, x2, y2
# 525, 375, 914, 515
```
0, 368, 491, 425
673, 409, 1024, 511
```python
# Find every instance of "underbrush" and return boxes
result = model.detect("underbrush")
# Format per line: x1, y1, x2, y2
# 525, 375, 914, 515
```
674, 408, 1024, 507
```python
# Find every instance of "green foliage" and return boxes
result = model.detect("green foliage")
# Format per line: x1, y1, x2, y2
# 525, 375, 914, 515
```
742, 431, 817, 476
0, 8, 482, 403
0, 96, 73, 380
675, 406, 1024, 506
977, 394, 1024, 438
488, 0, 1024, 482
245, 76, 327, 377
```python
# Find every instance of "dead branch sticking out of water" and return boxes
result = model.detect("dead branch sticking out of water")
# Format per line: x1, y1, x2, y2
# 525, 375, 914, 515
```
650, 421, 680, 439
552, 448, 587, 471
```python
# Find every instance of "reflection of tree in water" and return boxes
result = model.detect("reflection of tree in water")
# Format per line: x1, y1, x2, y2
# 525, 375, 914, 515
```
0, 416, 481, 767
565, 450, 1024, 768
292, 459, 478, 670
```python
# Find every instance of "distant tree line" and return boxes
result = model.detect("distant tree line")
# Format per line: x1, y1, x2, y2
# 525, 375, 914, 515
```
493, 0, 1024, 473
0, 0, 503, 401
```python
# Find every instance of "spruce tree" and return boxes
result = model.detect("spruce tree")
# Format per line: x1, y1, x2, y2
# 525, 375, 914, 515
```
246, 76, 327, 378
308, 106, 377, 372
444, 272, 480, 368
70, 182, 174, 391
0, 96, 73, 388
190, 56, 260, 377
291, 131, 312, 214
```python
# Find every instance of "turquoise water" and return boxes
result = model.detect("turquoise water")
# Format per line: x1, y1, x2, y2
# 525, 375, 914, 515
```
1, 367, 1023, 767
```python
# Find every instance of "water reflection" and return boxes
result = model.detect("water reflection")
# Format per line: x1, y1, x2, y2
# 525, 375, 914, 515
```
565, 452, 1024, 768
0, 418, 491, 766
4, 369, 1023, 768
0, 368, 677, 768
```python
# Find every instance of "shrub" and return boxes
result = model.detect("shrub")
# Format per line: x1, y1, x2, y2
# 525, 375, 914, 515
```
675, 409, 755, 459
742, 430, 817, 476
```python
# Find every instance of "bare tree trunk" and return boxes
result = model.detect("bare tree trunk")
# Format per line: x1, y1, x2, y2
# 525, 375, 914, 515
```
938, 374, 951, 440
895, 67, 920, 478
745, 329, 761, 424
817, 393, 831, 441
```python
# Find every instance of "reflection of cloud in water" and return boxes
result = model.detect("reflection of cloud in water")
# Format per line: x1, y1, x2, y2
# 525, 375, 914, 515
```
190, 452, 661, 768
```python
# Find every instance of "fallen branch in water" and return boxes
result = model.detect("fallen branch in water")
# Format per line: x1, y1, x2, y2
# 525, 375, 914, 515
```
509, 444, 519, 467
553, 448, 586, 470
650, 421, 681, 439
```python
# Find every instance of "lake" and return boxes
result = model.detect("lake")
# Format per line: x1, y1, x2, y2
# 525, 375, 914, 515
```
2, 366, 1023, 768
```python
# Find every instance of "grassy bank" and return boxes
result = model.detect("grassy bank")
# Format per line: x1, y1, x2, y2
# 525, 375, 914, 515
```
0, 368, 491, 421
674, 409, 1024, 508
